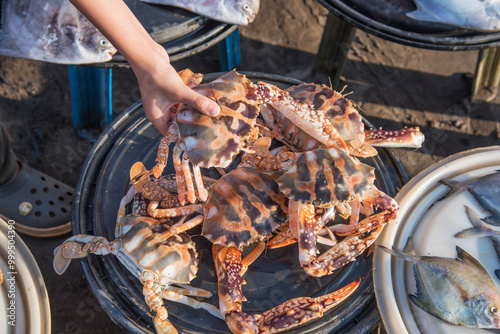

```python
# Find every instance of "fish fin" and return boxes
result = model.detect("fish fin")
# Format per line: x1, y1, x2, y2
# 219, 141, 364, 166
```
406, 9, 444, 24
409, 293, 427, 311
454, 227, 484, 239
456, 246, 489, 276
483, 214, 500, 227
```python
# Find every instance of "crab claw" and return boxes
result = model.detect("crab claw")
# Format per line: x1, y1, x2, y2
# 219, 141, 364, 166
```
256, 278, 361, 333
225, 310, 259, 334
130, 161, 151, 191
53, 244, 72, 275
53, 241, 93, 275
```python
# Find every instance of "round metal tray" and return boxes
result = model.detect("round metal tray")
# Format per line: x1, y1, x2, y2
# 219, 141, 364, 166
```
318, 0, 500, 50
73, 72, 408, 333
0, 218, 51, 334
374, 146, 500, 333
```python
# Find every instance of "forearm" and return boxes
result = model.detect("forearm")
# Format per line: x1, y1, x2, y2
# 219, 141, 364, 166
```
69, 0, 167, 74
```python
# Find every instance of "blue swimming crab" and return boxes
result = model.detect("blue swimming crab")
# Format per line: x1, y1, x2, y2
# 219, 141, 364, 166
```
53, 186, 221, 334
259, 82, 424, 157
241, 144, 399, 277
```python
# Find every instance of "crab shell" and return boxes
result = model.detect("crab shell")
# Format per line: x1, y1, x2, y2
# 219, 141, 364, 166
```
117, 216, 198, 285
202, 167, 288, 248
260, 83, 365, 151
277, 148, 375, 206
287, 83, 365, 143
175, 70, 261, 168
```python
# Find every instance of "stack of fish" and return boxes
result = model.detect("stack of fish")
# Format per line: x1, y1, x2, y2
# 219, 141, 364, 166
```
407, 0, 500, 31
0, 0, 116, 64
140, 0, 260, 26
381, 171, 500, 330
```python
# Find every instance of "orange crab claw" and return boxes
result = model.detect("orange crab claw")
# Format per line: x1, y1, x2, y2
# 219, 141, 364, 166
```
255, 277, 361, 333
267, 227, 297, 249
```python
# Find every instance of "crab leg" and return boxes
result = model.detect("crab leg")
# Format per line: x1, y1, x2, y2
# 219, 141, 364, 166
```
213, 244, 361, 334
364, 127, 424, 148
181, 153, 197, 204
147, 201, 201, 218
172, 144, 188, 205
170, 214, 204, 234
267, 205, 335, 249
192, 165, 209, 202
158, 288, 223, 320
333, 189, 398, 237
142, 275, 178, 334
213, 245, 258, 333
53, 235, 117, 275
169, 284, 213, 298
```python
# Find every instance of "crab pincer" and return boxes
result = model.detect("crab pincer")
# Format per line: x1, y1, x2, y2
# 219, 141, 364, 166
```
214, 244, 361, 334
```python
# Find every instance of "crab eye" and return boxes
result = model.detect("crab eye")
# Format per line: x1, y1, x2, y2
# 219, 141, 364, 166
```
491, 306, 498, 314
242, 3, 250, 11
99, 39, 108, 47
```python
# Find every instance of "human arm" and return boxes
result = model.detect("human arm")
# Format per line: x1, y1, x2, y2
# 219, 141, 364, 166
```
69, 0, 220, 135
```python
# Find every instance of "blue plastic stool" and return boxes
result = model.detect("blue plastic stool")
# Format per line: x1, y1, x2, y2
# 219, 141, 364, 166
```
69, 28, 241, 141
218, 28, 241, 71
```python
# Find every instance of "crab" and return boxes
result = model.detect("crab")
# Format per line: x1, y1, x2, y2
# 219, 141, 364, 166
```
53, 186, 221, 334
259, 82, 424, 157
266, 147, 399, 277
137, 70, 353, 205
134, 165, 361, 333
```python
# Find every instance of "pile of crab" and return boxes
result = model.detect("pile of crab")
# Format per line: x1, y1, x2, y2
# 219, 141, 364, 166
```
53, 70, 424, 334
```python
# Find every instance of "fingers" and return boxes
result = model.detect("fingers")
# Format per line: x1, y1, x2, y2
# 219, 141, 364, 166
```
180, 89, 220, 117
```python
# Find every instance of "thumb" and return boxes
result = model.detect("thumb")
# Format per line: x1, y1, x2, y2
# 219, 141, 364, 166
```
180, 89, 220, 117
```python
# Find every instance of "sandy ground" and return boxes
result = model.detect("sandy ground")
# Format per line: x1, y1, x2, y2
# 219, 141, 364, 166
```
0, 0, 499, 333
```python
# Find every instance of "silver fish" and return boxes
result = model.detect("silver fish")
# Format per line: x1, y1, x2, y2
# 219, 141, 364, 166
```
456, 205, 500, 280
140, 0, 260, 26
0, 0, 117, 64
440, 171, 500, 226
408, 0, 500, 31
379, 244, 500, 329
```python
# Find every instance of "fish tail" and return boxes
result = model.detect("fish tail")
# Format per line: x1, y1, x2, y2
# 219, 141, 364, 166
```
437, 178, 464, 201
456, 206, 500, 238
378, 245, 417, 262
454, 227, 485, 238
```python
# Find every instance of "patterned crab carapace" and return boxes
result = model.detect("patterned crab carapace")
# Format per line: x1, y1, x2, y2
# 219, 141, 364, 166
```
266, 147, 399, 277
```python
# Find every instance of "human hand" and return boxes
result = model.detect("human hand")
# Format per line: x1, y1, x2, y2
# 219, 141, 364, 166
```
132, 46, 220, 136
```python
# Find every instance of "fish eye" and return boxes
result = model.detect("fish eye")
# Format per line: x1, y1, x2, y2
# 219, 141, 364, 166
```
242, 3, 250, 11
491, 306, 499, 314
99, 39, 108, 47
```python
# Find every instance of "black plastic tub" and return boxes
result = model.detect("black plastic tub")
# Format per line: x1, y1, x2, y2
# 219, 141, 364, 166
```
72, 72, 409, 333
318, 0, 500, 50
